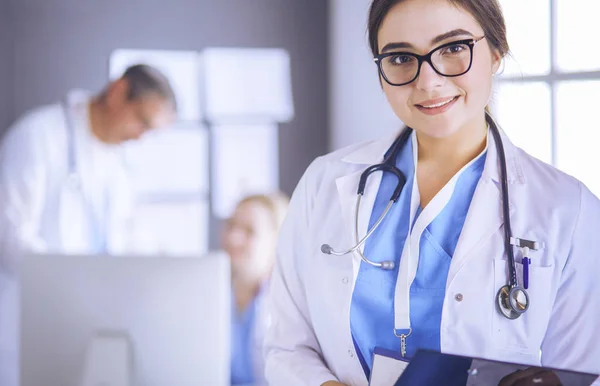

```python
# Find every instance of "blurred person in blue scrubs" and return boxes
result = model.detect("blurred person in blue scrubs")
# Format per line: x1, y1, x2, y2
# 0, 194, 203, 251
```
221, 193, 289, 385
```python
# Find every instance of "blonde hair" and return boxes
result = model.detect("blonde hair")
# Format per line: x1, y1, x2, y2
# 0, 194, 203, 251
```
238, 192, 290, 232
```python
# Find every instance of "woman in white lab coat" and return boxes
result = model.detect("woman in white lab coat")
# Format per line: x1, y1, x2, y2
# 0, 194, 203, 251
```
0, 64, 176, 386
222, 193, 289, 385
264, 0, 600, 385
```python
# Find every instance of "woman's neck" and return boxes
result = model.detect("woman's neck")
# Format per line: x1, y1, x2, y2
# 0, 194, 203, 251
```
415, 114, 488, 208
231, 269, 265, 313
416, 114, 488, 169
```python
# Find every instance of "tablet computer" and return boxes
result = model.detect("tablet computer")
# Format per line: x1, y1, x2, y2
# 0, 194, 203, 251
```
394, 349, 599, 386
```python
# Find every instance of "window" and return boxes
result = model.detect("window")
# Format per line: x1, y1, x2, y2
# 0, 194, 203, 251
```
555, 81, 600, 195
493, 1, 600, 197
494, 82, 552, 164
555, 1, 600, 72
123, 126, 210, 256
500, 0, 551, 77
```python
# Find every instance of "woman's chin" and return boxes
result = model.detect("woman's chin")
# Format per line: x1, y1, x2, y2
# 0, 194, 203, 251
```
415, 124, 461, 140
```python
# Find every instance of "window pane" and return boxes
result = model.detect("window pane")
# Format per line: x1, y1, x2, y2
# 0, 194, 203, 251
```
555, 81, 600, 197
493, 82, 552, 164
211, 124, 279, 218
123, 124, 210, 256
499, 0, 550, 76
556, 1, 600, 72
123, 125, 209, 195
130, 201, 209, 256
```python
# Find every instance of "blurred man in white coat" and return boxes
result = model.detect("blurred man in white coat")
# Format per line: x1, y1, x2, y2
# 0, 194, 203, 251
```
0, 64, 176, 386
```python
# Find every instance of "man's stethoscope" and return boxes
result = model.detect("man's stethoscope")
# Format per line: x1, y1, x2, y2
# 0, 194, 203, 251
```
62, 99, 108, 253
63, 99, 81, 190
321, 112, 540, 320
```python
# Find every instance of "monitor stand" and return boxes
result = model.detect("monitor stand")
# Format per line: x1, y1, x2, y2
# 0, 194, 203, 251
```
79, 331, 133, 386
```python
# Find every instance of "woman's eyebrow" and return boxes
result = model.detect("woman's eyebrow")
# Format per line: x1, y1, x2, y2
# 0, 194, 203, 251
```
380, 29, 475, 53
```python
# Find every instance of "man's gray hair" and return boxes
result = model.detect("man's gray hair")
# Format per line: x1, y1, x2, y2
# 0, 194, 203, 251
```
121, 64, 177, 110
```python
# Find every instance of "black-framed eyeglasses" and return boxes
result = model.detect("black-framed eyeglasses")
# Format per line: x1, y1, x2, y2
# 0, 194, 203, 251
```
373, 36, 486, 86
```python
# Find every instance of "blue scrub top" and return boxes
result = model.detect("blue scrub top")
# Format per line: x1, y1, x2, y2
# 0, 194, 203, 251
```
231, 293, 258, 385
349, 133, 486, 381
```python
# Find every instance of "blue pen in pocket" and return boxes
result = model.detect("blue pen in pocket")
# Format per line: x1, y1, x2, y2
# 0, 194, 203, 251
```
522, 246, 531, 290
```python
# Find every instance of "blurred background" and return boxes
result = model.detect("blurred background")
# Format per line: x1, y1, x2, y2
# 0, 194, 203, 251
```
0, 0, 598, 255
0, 0, 599, 385
0, 0, 328, 255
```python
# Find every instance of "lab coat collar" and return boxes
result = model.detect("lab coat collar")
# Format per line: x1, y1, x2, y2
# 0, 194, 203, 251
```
482, 126, 526, 185
66, 89, 92, 106
336, 122, 525, 282
340, 124, 526, 186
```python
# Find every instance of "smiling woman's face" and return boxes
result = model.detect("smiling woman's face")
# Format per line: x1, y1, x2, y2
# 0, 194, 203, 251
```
377, 0, 501, 139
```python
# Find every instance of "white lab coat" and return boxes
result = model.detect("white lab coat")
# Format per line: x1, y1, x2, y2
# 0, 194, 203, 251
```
0, 90, 134, 386
264, 127, 600, 386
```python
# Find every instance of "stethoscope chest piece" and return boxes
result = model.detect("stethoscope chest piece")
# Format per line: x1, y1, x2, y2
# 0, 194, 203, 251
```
496, 284, 530, 320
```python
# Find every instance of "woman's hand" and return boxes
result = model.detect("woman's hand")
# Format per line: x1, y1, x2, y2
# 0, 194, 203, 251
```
321, 382, 348, 386
498, 367, 562, 386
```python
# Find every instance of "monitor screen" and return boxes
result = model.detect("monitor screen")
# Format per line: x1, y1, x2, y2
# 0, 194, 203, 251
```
20, 252, 231, 386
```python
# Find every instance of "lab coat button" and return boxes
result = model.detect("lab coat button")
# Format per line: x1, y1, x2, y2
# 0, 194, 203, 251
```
455, 293, 464, 302
348, 349, 354, 358
342, 277, 349, 284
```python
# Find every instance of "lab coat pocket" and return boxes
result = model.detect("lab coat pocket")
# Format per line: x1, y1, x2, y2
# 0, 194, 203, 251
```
492, 259, 554, 354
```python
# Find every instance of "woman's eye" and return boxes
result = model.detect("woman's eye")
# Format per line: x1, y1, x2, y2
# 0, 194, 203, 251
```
441, 44, 467, 55
390, 55, 415, 65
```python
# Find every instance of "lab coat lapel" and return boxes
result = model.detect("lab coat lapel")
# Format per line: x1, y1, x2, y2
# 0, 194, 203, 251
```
447, 178, 507, 283
447, 127, 522, 285
335, 167, 382, 281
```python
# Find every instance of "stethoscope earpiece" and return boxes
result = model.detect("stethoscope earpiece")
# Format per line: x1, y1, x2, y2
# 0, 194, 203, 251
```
321, 244, 334, 255
321, 243, 395, 270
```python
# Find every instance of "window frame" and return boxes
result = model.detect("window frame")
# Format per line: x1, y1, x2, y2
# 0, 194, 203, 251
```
497, 0, 600, 166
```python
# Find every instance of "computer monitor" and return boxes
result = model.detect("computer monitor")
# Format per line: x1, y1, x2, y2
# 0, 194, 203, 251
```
19, 252, 231, 386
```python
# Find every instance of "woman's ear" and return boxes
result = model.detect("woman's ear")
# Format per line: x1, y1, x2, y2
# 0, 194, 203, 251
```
491, 49, 503, 75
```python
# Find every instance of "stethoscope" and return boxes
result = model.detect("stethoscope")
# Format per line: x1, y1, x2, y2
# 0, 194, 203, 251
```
321, 112, 534, 320
63, 99, 81, 190
62, 99, 108, 253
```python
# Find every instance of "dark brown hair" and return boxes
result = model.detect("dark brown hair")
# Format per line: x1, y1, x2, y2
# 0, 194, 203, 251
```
367, 0, 509, 58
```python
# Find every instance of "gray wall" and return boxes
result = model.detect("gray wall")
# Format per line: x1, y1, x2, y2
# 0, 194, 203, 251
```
0, 0, 12, 131
4, 0, 329, 249
328, 0, 399, 151
5, 0, 329, 196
